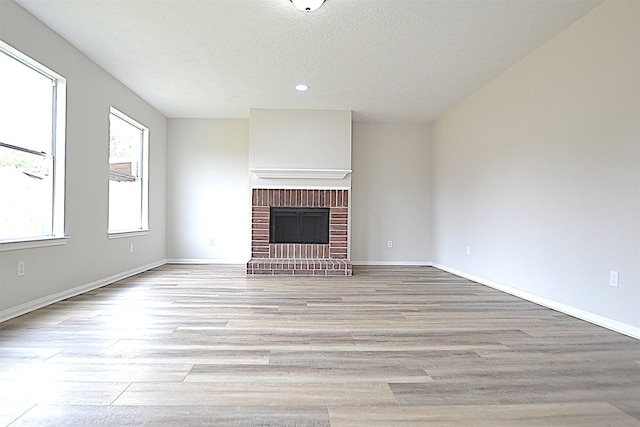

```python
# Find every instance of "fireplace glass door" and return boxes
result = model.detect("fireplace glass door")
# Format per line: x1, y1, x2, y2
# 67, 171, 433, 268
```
270, 207, 329, 244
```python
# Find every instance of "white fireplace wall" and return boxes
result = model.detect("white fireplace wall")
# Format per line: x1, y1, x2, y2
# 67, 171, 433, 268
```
166, 117, 433, 265
249, 108, 352, 189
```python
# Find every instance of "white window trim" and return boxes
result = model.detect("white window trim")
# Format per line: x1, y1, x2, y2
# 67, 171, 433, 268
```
0, 236, 69, 252
107, 230, 150, 239
0, 40, 67, 246
107, 106, 150, 235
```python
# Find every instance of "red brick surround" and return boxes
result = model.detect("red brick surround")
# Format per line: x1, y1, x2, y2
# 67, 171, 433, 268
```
247, 189, 352, 276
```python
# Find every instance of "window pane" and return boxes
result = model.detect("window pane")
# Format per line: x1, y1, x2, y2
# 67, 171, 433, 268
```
109, 113, 142, 162
0, 50, 54, 154
0, 145, 53, 239
108, 179, 143, 231
108, 111, 146, 233
0, 41, 63, 243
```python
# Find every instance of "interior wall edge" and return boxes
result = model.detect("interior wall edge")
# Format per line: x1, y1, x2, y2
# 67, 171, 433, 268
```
351, 261, 432, 266
0, 259, 166, 323
165, 259, 250, 265
432, 263, 640, 340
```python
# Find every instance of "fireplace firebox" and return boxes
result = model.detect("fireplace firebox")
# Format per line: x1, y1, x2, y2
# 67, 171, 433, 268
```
270, 207, 329, 244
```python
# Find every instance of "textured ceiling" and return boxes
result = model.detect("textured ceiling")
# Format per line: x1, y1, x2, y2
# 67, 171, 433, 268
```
15, 0, 601, 122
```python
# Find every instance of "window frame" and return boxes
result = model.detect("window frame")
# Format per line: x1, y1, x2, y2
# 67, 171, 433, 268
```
0, 40, 67, 250
107, 106, 149, 236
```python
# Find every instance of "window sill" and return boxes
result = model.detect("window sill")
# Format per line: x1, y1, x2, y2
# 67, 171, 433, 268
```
108, 229, 150, 239
0, 236, 70, 252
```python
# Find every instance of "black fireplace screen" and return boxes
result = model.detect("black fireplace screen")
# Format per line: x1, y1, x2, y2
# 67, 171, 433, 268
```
270, 207, 330, 244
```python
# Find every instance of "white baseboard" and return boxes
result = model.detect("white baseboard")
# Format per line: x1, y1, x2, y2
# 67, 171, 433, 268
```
0, 259, 166, 323
351, 261, 432, 266
432, 263, 640, 340
165, 258, 249, 265
169, 259, 433, 267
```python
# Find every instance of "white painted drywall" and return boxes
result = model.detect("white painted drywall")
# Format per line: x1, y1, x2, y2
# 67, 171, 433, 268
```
0, 0, 167, 318
248, 109, 352, 189
351, 122, 432, 265
432, 1, 640, 332
168, 117, 435, 265
166, 119, 251, 263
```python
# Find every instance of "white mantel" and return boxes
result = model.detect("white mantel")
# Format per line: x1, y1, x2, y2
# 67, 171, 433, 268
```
250, 168, 352, 180
248, 108, 352, 189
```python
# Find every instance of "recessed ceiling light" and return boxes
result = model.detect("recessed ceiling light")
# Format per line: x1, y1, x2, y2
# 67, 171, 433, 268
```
295, 84, 309, 91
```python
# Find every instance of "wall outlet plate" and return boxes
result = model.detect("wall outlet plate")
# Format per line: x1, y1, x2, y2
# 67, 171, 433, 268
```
18, 261, 25, 276
609, 270, 619, 287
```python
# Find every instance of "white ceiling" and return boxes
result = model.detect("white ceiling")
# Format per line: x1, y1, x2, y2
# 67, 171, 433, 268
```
15, 0, 601, 122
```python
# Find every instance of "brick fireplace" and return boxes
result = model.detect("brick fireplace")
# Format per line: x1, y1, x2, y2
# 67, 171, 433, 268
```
247, 188, 352, 276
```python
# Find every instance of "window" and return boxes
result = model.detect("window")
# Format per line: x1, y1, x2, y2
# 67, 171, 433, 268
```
108, 107, 149, 234
0, 41, 66, 243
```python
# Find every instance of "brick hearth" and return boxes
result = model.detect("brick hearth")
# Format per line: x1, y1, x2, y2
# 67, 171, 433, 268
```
247, 189, 352, 276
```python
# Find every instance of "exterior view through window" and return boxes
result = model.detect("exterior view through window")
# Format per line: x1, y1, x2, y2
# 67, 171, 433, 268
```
0, 42, 65, 242
108, 108, 149, 233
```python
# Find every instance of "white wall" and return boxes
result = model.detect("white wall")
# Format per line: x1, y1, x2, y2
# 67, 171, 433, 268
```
432, 0, 640, 336
248, 109, 352, 189
352, 122, 432, 265
0, 0, 167, 320
249, 108, 352, 172
166, 117, 433, 265
166, 119, 250, 263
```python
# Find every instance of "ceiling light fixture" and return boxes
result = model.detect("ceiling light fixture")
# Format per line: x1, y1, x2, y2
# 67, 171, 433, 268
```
290, 0, 326, 12
295, 84, 309, 91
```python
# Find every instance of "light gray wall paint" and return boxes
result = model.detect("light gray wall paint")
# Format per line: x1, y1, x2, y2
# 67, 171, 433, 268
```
166, 119, 250, 263
432, 1, 640, 331
248, 109, 353, 190
0, 1, 167, 316
351, 122, 432, 264
249, 109, 352, 171
166, 119, 432, 265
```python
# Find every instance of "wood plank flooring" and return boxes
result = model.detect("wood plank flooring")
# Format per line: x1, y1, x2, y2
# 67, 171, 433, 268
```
1, 265, 639, 426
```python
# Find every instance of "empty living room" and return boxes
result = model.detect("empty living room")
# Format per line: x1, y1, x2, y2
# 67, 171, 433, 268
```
0, 0, 638, 425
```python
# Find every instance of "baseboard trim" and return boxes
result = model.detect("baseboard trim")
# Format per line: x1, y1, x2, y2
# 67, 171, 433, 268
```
432, 263, 640, 340
166, 258, 249, 265
169, 260, 434, 267
0, 259, 166, 323
351, 261, 432, 266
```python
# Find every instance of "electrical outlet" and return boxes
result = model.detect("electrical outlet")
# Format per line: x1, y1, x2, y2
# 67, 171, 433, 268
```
209, 238, 215, 246
387, 240, 393, 248
18, 261, 25, 277
609, 270, 619, 287
129, 243, 134, 253
466, 246, 471, 256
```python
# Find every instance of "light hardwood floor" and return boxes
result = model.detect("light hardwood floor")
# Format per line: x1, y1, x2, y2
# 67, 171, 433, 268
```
1, 265, 639, 426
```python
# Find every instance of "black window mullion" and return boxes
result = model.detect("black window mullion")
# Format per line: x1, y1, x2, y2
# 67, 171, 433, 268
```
0, 141, 50, 158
